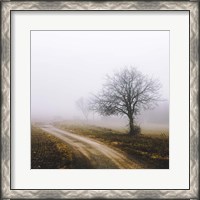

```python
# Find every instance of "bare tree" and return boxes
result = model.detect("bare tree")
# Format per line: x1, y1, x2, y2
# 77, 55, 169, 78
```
90, 67, 162, 135
76, 97, 90, 121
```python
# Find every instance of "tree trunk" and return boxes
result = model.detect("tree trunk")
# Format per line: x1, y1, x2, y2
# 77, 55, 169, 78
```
129, 115, 135, 135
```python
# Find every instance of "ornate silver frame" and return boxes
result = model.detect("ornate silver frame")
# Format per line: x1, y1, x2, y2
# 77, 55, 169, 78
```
1, 1, 199, 199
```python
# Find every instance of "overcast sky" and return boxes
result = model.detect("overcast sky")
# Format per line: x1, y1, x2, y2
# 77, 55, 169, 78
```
31, 31, 169, 128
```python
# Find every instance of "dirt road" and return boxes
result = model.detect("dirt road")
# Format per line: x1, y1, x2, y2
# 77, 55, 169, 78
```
41, 125, 142, 169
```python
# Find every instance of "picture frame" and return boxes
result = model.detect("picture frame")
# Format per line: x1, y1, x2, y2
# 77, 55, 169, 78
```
1, 0, 199, 199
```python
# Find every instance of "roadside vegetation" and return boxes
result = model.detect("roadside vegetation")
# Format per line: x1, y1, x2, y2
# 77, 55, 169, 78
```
31, 126, 92, 169
55, 123, 169, 169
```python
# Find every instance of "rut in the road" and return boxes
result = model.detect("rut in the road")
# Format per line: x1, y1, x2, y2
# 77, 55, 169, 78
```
41, 125, 142, 169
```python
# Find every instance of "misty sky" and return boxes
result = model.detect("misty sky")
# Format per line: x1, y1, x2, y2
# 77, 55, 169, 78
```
31, 31, 169, 128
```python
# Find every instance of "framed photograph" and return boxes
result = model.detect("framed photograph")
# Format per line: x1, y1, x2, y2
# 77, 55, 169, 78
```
1, 0, 199, 199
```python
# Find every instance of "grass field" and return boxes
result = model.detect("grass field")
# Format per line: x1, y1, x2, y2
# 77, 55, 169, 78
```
55, 123, 169, 169
31, 126, 92, 169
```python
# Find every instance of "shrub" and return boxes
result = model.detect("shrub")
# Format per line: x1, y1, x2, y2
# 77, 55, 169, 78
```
133, 125, 141, 135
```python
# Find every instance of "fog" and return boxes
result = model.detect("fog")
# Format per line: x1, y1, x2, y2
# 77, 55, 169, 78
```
31, 31, 169, 130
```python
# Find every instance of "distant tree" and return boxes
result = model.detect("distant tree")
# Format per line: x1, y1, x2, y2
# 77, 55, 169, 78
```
76, 97, 90, 121
90, 67, 162, 135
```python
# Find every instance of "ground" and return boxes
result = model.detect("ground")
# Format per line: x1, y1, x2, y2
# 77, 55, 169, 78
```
31, 123, 169, 169
31, 126, 92, 169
